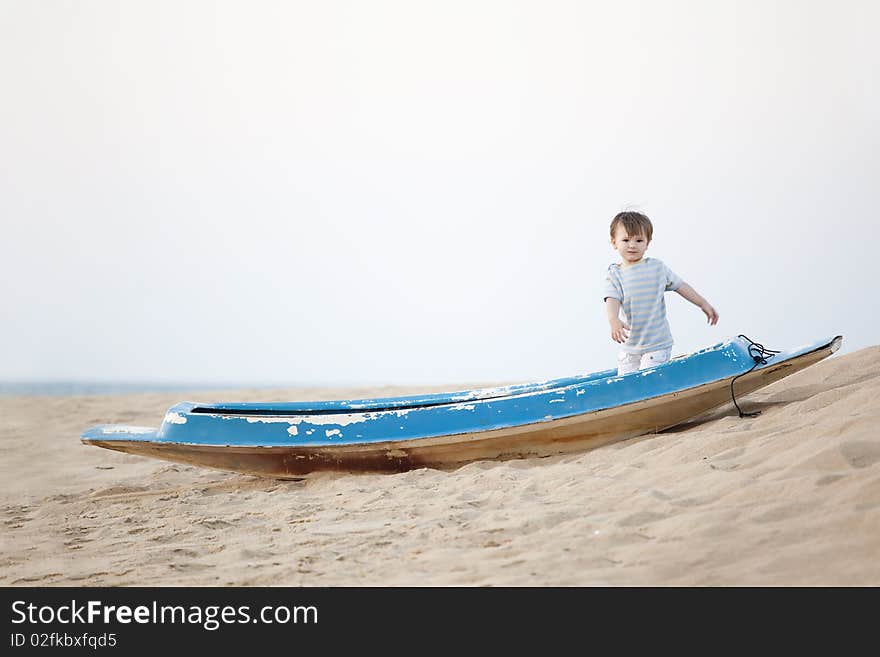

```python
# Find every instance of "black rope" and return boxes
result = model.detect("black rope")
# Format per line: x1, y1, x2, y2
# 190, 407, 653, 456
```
730, 335, 780, 418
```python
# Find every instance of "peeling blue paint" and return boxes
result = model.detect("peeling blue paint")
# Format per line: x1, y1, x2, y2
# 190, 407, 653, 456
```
82, 336, 841, 449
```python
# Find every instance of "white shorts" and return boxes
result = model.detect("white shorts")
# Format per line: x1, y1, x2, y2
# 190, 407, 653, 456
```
617, 347, 672, 376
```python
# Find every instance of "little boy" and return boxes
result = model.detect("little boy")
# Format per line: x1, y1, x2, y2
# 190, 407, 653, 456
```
603, 211, 718, 376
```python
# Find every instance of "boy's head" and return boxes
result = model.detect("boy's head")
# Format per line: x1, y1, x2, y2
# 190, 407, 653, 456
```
610, 211, 652, 265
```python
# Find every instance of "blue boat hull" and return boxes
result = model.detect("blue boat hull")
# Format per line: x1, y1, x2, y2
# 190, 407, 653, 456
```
81, 335, 842, 477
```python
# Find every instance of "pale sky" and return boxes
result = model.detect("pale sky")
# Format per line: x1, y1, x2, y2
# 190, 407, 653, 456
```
1, 1, 877, 387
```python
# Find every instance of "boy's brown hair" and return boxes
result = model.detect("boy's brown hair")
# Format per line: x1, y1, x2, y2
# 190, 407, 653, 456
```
610, 211, 653, 242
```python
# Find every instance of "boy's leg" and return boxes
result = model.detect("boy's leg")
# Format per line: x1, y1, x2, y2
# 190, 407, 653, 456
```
638, 347, 672, 370
617, 351, 642, 376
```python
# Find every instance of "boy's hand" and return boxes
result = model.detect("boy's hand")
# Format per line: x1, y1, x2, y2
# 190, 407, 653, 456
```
701, 302, 719, 325
609, 318, 630, 343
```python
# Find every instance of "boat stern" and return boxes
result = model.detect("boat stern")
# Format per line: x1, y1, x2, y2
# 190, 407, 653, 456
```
81, 425, 160, 443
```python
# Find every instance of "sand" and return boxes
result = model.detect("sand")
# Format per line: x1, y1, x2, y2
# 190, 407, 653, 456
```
2, 346, 879, 586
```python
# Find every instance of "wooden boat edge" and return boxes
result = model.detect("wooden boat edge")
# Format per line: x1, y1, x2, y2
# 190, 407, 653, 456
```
82, 336, 840, 478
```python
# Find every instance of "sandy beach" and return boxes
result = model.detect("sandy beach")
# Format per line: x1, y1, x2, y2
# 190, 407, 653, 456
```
2, 345, 879, 586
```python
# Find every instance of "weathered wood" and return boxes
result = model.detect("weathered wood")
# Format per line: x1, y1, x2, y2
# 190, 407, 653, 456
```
84, 341, 832, 478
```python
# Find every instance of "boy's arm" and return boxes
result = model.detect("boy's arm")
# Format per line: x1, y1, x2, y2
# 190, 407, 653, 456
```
675, 282, 719, 325
605, 297, 630, 343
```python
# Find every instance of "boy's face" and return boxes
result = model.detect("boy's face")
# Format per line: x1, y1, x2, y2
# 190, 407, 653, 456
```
611, 225, 649, 264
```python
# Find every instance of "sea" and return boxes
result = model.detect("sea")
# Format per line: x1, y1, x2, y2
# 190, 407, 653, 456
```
0, 381, 268, 397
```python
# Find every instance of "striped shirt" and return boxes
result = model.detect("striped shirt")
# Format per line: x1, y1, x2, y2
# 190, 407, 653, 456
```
603, 257, 682, 354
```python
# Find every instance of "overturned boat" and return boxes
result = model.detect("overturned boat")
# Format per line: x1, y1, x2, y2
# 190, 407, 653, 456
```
81, 335, 842, 478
